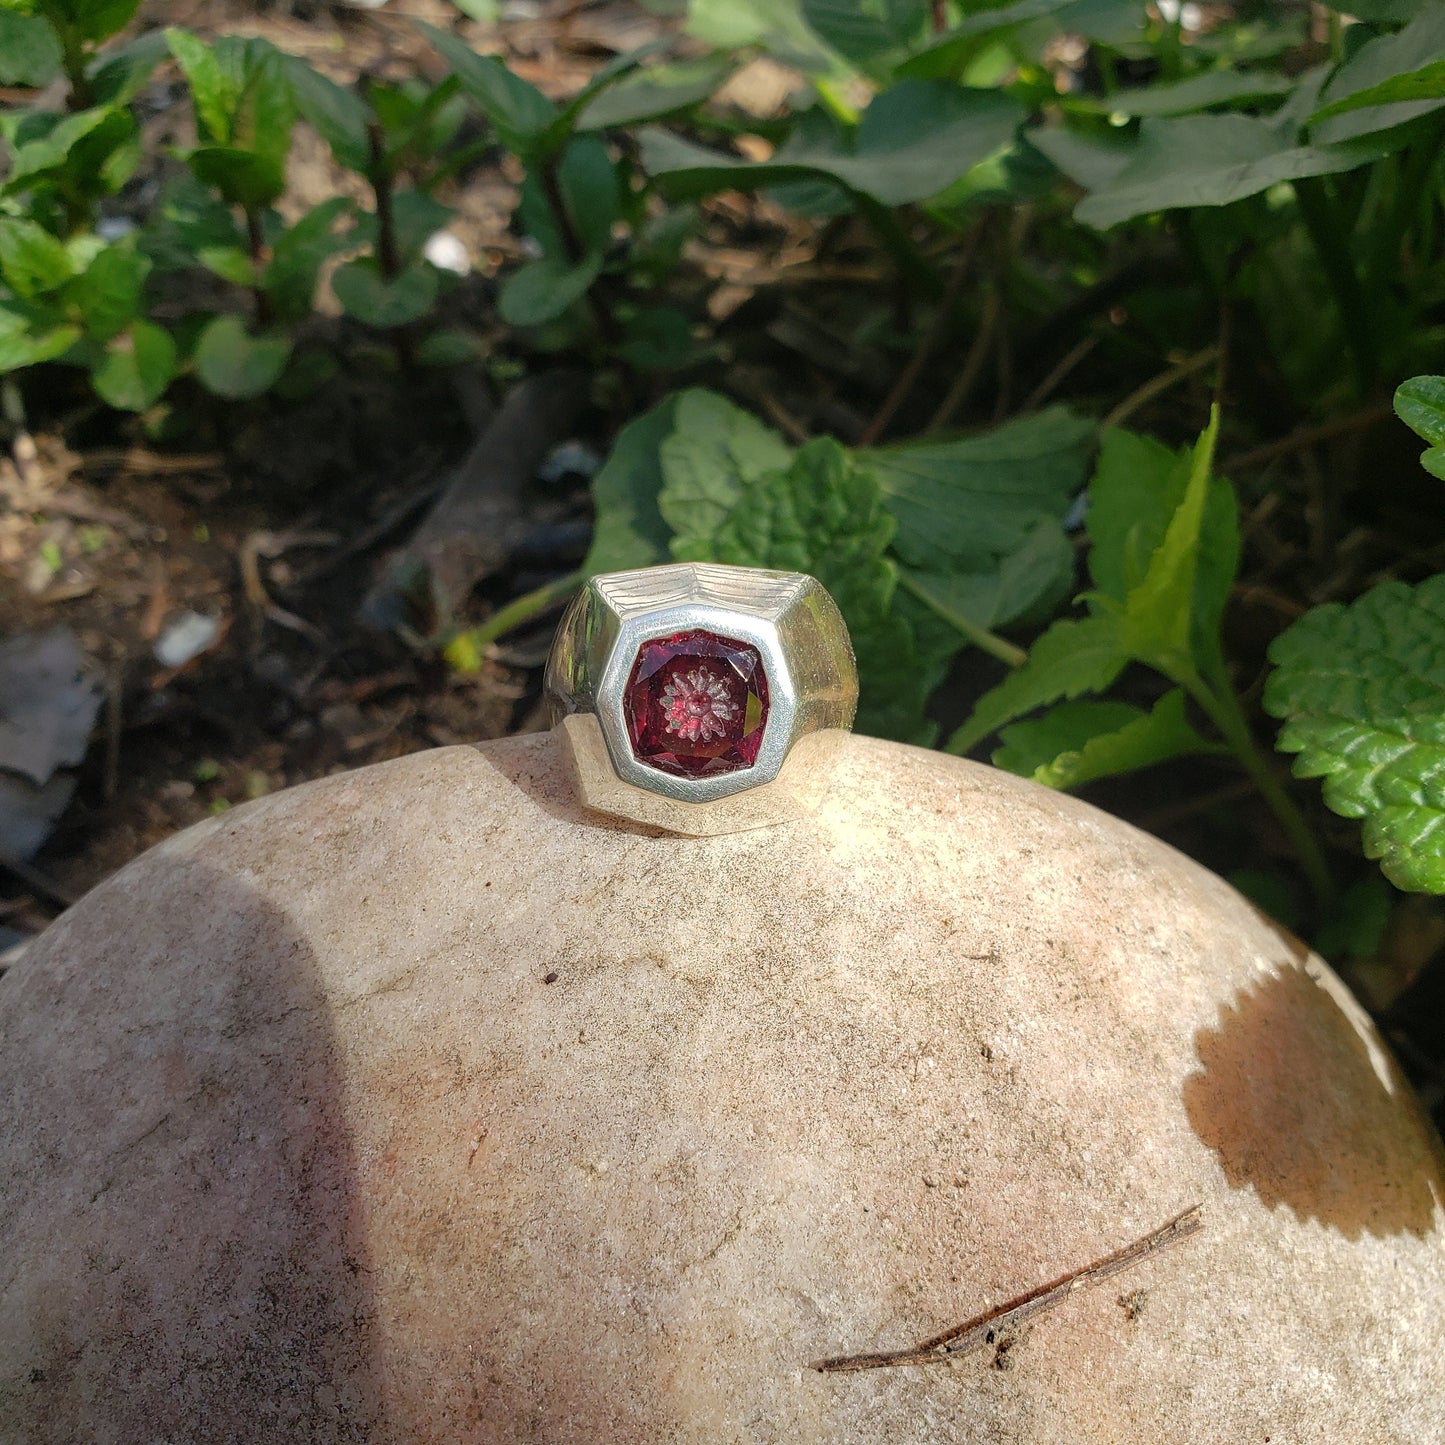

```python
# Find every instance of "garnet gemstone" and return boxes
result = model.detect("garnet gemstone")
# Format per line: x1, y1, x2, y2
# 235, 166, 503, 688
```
623, 629, 770, 778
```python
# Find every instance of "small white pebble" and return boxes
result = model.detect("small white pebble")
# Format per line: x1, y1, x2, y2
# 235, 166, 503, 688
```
423, 231, 471, 276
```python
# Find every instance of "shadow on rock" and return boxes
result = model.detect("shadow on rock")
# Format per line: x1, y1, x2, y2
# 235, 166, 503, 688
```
0, 853, 378, 1443
1183, 960, 1445, 1240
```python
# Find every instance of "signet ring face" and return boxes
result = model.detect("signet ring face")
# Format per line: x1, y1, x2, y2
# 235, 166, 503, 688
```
545, 562, 857, 835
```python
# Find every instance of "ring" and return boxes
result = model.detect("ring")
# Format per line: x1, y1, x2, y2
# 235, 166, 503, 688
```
545, 562, 857, 835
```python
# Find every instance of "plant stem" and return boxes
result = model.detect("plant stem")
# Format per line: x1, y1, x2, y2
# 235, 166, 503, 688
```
245, 206, 274, 325
1293, 176, 1376, 393
897, 571, 1028, 669
58, 26, 93, 110
444, 570, 584, 666
368, 123, 401, 282
1183, 669, 1333, 907
855, 196, 943, 299
539, 157, 619, 344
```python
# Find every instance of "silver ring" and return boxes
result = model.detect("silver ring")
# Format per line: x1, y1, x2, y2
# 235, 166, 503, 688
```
546, 562, 857, 835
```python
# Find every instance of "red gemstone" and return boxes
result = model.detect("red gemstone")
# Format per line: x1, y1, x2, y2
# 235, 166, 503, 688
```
623, 628, 770, 778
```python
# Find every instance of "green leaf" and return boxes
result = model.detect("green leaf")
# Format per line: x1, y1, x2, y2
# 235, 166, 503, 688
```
185, 144, 288, 209
1073, 114, 1390, 228
332, 258, 439, 328
575, 55, 735, 131
285, 57, 373, 172
1394, 374, 1445, 481
996, 689, 1213, 789
801, 0, 930, 69
946, 613, 1128, 755
413, 328, 482, 367
656, 389, 794, 547
690, 436, 931, 741
264, 197, 355, 321
1311, 6, 1445, 142
554, 135, 621, 255
67, 237, 149, 340
685, 0, 840, 74
1084, 425, 1239, 677
165, 28, 240, 145
89, 29, 169, 105
64, 0, 141, 43
89, 318, 175, 410
0, 10, 62, 86
193, 313, 291, 399
1075, 69, 1295, 118
993, 698, 1145, 777
496, 252, 603, 327
0, 306, 81, 372
899, 0, 1078, 78
196, 244, 256, 286
2, 105, 127, 192
582, 393, 680, 575
1265, 574, 1445, 893
0, 218, 74, 297
1115, 407, 1222, 681
863, 405, 1094, 574
640, 79, 1024, 207
417, 20, 556, 157
388, 190, 455, 264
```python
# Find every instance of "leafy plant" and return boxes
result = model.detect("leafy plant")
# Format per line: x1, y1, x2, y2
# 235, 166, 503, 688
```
1264, 376, 1445, 895
946, 408, 1332, 904
451, 388, 1093, 742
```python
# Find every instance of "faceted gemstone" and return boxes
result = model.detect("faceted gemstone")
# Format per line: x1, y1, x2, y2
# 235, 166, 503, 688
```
623, 628, 770, 778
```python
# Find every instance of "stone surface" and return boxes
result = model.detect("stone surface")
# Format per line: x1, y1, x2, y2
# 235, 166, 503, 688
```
1, 732, 1443, 1443
623, 627, 768, 777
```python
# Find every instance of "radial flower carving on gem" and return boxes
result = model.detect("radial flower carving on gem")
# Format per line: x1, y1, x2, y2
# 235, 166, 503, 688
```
623, 628, 770, 778
661, 667, 738, 743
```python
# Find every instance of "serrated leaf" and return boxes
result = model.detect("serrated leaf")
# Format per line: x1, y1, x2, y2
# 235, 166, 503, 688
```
656, 389, 794, 547
332, 259, 438, 328
194, 314, 291, 399
996, 689, 1212, 789
1116, 408, 1224, 682
946, 613, 1128, 755
689, 436, 931, 741
0, 10, 62, 87
0, 218, 74, 297
1265, 575, 1445, 893
1394, 374, 1445, 481
641, 79, 1024, 207
417, 21, 556, 157
497, 252, 602, 327
993, 698, 1144, 777
90, 319, 175, 410
582, 394, 680, 575
1073, 114, 1389, 229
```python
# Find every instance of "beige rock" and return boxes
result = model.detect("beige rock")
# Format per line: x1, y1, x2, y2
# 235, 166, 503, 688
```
1, 733, 1443, 1443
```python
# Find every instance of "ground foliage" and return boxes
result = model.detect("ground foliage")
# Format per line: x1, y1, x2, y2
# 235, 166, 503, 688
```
2, 0, 1445, 1109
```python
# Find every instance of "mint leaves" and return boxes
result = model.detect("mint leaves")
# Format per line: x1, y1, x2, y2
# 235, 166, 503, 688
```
581, 390, 1092, 742
1265, 577, 1445, 893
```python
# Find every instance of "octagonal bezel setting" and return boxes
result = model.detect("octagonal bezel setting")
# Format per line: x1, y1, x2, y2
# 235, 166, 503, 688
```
596, 601, 800, 802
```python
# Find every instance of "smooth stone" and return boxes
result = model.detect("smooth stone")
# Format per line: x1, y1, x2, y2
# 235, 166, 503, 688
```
2, 732, 1443, 1443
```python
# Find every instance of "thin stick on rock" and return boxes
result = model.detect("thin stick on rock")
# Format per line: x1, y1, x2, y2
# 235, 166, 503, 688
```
813, 1203, 1203, 1373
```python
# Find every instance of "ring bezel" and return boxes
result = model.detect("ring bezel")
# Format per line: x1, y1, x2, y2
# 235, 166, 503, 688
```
596, 602, 799, 802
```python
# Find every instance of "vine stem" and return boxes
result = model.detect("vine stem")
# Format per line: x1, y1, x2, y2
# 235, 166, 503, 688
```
1293, 176, 1376, 393
443, 570, 584, 670
1182, 668, 1333, 908
897, 571, 1028, 669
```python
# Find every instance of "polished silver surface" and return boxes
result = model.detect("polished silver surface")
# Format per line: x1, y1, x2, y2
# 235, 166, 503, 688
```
546, 562, 857, 834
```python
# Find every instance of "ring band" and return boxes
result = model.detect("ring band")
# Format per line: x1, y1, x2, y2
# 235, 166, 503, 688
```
546, 562, 857, 835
